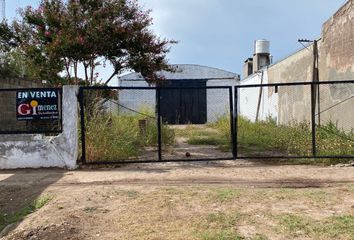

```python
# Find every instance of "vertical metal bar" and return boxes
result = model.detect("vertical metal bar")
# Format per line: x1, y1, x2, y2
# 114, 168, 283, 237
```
234, 86, 238, 159
317, 83, 321, 126
78, 88, 87, 164
156, 88, 162, 161
310, 83, 317, 157
59, 88, 63, 132
229, 87, 236, 158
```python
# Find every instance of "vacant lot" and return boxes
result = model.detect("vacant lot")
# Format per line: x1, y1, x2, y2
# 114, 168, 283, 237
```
0, 161, 353, 240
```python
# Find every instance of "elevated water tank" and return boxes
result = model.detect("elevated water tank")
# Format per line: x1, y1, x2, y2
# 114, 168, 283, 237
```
254, 39, 270, 54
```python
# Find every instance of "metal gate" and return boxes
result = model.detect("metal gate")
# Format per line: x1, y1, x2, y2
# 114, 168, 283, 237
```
234, 80, 354, 161
78, 86, 235, 164
78, 80, 354, 165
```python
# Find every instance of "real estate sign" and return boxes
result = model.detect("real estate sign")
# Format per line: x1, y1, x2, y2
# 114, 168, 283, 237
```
16, 89, 59, 121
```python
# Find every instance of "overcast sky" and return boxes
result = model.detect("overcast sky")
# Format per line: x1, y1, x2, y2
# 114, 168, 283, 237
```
6, 0, 347, 79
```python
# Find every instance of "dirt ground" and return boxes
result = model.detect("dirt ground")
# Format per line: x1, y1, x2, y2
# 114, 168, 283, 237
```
0, 160, 354, 240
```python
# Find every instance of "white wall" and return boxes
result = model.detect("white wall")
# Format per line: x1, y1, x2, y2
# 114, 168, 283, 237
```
0, 86, 78, 169
206, 79, 236, 122
118, 79, 156, 115
118, 79, 238, 123
239, 69, 278, 122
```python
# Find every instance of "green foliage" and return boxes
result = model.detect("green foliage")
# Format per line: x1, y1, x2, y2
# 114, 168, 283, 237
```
85, 108, 175, 162
211, 188, 241, 203
278, 214, 312, 234
237, 116, 313, 155
277, 213, 354, 239
197, 212, 244, 240
0, 0, 176, 85
200, 229, 244, 240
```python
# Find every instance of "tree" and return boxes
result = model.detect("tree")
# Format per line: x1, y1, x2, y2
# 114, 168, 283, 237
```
0, 0, 176, 85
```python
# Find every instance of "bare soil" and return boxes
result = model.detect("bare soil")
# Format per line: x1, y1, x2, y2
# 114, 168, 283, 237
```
0, 160, 353, 239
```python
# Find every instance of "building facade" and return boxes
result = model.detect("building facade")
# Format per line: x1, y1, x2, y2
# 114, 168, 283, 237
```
118, 64, 240, 124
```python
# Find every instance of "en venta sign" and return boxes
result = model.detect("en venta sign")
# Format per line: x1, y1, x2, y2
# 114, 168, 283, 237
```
16, 89, 59, 121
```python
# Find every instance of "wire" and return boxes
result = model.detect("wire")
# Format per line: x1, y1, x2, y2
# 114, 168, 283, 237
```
121, 77, 239, 81
106, 99, 156, 119
317, 125, 354, 142
315, 95, 354, 116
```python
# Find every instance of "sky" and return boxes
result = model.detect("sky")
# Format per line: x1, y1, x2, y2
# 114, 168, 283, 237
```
5, 0, 347, 80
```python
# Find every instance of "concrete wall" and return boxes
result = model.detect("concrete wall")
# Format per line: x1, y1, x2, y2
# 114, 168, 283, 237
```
0, 86, 78, 169
265, 0, 354, 83
0, 77, 42, 131
320, 0, 354, 81
0, 77, 41, 88
240, 0, 354, 131
267, 47, 313, 84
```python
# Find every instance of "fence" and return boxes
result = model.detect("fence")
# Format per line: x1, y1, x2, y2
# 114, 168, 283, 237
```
78, 86, 235, 164
235, 80, 354, 160
0, 88, 62, 134
79, 81, 354, 165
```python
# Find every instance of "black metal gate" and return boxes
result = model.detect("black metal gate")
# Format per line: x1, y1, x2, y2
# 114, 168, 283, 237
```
78, 80, 354, 165
78, 86, 235, 164
234, 80, 354, 161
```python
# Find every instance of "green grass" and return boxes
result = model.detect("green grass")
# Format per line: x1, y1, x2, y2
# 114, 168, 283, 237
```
85, 107, 175, 162
211, 188, 241, 203
200, 229, 244, 240
198, 212, 243, 240
277, 213, 354, 239
175, 124, 231, 151
0, 195, 53, 232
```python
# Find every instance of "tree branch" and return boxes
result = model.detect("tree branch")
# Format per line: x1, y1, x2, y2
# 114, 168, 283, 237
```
104, 70, 119, 85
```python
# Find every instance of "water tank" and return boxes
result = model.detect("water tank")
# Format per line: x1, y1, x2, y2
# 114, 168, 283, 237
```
254, 39, 270, 54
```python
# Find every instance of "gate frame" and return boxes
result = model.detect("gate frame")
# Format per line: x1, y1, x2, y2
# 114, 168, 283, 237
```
234, 80, 354, 160
78, 80, 354, 165
78, 85, 236, 164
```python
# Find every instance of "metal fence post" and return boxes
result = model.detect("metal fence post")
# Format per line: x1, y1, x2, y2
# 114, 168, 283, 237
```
310, 82, 317, 157
234, 86, 238, 159
78, 88, 87, 164
156, 88, 162, 161
229, 87, 236, 159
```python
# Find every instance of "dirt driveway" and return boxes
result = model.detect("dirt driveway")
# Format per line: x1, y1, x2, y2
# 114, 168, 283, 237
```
0, 160, 353, 239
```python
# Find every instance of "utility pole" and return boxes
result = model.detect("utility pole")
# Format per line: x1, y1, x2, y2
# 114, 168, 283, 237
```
298, 38, 320, 157
298, 38, 320, 125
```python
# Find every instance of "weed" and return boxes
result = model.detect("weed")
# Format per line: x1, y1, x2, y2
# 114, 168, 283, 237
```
303, 190, 329, 203
319, 215, 354, 238
198, 212, 243, 240
277, 213, 312, 236
84, 106, 175, 162
212, 188, 241, 203
83, 206, 97, 213
200, 229, 244, 240
212, 115, 354, 165
277, 213, 354, 239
